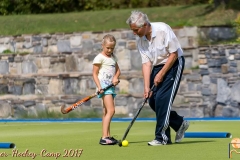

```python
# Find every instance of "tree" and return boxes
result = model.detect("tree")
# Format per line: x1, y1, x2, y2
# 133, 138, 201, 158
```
214, 0, 228, 8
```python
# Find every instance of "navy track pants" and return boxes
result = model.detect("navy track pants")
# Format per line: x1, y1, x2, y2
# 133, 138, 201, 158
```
149, 56, 185, 144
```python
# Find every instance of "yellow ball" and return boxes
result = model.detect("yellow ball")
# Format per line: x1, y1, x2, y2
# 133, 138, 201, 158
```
122, 140, 129, 147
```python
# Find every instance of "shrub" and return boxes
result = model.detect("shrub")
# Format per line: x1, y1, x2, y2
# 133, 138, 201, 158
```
235, 13, 240, 42
0, 0, 211, 15
2, 49, 12, 54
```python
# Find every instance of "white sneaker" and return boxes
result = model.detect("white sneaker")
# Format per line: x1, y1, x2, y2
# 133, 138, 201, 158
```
148, 140, 165, 146
175, 120, 190, 143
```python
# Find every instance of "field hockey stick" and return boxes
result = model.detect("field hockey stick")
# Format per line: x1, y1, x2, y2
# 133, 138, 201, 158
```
61, 81, 119, 114
118, 85, 155, 147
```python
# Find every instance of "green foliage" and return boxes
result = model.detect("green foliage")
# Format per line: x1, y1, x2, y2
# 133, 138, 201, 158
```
208, 0, 240, 10
118, 89, 128, 94
235, 14, 240, 35
0, 0, 84, 15
0, 0, 11, 15
2, 49, 12, 54
191, 65, 200, 70
0, 0, 210, 15
83, 0, 114, 10
224, 0, 240, 10
0, 4, 238, 36
1, 0, 236, 15
235, 14, 240, 42
1, 0, 237, 16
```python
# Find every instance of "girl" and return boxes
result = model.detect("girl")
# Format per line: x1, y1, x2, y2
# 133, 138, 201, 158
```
92, 34, 121, 145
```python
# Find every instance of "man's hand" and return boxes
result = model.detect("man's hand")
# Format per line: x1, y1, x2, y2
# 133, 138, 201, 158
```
144, 87, 153, 98
154, 52, 178, 86
154, 71, 164, 86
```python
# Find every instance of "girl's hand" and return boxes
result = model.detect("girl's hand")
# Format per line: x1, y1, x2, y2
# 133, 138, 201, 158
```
112, 77, 120, 86
98, 88, 104, 94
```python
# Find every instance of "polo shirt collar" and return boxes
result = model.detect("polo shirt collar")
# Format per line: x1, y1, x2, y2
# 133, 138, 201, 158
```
151, 23, 156, 38
143, 23, 156, 41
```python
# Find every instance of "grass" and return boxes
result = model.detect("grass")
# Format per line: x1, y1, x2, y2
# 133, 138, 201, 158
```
0, 121, 240, 160
0, 4, 238, 36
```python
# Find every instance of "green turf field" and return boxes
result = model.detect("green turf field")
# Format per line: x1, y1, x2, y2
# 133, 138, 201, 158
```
0, 121, 240, 160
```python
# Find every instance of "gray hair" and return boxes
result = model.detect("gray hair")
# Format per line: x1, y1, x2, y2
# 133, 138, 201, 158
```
126, 10, 150, 27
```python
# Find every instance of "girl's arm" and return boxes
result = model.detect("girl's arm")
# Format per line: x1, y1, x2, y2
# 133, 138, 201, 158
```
93, 64, 102, 92
113, 62, 121, 85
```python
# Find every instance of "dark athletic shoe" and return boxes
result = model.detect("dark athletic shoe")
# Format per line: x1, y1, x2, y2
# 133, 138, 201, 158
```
99, 137, 116, 145
108, 136, 118, 144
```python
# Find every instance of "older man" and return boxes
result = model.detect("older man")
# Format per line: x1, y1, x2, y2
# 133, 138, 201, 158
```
126, 10, 190, 146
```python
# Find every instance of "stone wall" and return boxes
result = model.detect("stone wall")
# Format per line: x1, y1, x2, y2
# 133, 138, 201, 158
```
177, 45, 240, 118
0, 26, 239, 118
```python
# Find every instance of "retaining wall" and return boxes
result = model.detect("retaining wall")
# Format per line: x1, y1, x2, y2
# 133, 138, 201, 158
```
0, 26, 239, 118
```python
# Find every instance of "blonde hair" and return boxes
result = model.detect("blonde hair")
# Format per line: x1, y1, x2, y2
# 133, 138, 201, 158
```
102, 34, 116, 45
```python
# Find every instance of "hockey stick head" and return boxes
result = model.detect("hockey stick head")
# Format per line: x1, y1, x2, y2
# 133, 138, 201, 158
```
118, 85, 155, 147
60, 105, 68, 114
60, 81, 120, 114
118, 140, 122, 147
